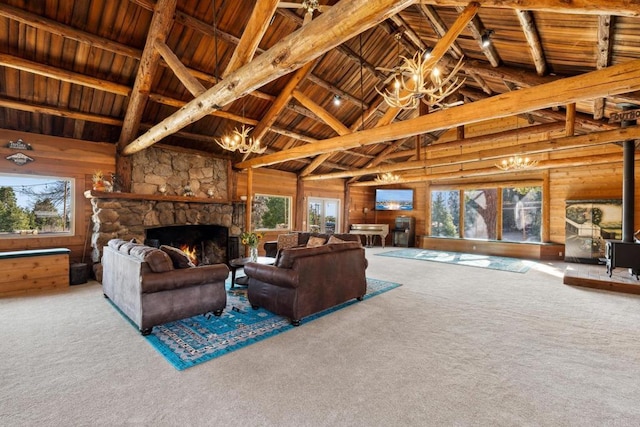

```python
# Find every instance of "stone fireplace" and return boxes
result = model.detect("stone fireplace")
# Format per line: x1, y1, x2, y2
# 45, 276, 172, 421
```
88, 196, 245, 264
88, 145, 245, 265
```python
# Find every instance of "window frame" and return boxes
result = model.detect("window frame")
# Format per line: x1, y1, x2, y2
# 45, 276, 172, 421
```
0, 173, 76, 239
430, 182, 543, 242
251, 193, 292, 232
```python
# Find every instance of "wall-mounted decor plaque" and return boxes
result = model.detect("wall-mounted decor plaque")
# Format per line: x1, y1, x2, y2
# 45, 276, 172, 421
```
6, 138, 33, 150
6, 152, 34, 166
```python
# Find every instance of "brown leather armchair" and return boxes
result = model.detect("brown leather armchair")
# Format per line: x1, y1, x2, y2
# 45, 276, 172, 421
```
244, 241, 367, 326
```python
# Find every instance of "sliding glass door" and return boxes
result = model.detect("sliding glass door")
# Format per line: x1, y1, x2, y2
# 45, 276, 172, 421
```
308, 198, 340, 233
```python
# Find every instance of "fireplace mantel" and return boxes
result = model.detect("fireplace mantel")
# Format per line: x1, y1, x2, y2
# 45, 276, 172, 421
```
84, 190, 231, 204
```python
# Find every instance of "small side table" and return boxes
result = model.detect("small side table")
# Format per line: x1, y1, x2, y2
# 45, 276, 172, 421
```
228, 256, 276, 288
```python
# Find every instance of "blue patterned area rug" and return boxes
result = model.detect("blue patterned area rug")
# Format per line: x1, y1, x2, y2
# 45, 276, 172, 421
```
143, 278, 401, 370
377, 248, 535, 273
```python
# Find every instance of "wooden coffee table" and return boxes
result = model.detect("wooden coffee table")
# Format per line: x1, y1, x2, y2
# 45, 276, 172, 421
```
228, 256, 276, 288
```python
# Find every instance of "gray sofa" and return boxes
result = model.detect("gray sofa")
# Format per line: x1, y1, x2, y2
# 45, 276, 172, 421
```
102, 239, 229, 335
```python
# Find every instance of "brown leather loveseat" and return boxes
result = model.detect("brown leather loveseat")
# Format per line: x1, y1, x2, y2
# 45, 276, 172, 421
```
102, 239, 229, 335
244, 240, 367, 326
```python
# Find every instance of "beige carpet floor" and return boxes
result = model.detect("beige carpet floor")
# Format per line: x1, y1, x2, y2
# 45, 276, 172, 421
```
2, 247, 640, 426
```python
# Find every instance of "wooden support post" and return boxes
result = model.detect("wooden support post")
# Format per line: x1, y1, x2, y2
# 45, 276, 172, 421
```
566, 103, 576, 137
542, 170, 551, 242
245, 168, 253, 256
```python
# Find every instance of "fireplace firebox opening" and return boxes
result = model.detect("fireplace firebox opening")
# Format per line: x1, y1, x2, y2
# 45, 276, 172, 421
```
145, 225, 232, 266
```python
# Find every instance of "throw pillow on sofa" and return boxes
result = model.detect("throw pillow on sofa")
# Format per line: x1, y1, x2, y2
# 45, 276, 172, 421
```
277, 233, 299, 251
144, 249, 175, 273
327, 235, 348, 244
160, 245, 196, 269
306, 236, 326, 248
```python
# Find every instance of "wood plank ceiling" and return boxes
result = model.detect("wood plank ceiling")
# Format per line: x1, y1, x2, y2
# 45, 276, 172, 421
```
0, 0, 639, 186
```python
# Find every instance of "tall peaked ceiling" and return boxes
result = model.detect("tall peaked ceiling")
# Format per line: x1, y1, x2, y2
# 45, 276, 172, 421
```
1, 0, 639, 184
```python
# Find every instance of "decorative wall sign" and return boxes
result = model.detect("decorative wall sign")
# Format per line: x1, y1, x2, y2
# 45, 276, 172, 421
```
6, 152, 34, 166
6, 138, 33, 150
609, 108, 640, 123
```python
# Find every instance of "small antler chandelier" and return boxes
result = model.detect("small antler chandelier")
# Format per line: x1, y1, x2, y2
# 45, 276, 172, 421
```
215, 125, 266, 154
495, 155, 538, 171
376, 35, 466, 110
375, 172, 401, 184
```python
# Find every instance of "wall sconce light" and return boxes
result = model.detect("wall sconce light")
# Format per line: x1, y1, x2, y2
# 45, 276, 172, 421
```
333, 94, 341, 106
481, 29, 495, 48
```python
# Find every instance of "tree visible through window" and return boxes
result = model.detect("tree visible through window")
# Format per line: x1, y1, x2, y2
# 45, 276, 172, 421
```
251, 194, 291, 231
0, 175, 73, 237
431, 185, 542, 242
431, 190, 459, 237
464, 189, 498, 239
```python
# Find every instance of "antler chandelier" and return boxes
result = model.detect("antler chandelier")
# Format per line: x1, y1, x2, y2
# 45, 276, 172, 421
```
215, 125, 266, 154
375, 172, 401, 184
495, 156, 538, 171
377, 35, 466, 110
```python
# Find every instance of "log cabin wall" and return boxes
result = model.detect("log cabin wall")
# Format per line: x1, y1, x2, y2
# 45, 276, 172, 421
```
0, 128, 632, 262
235, 168, 298, 250
0, 129, 115, 263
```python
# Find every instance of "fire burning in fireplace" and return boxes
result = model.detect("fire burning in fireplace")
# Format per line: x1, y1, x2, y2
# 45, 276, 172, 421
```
180, 244, 199, 266
145, 224, 234, 266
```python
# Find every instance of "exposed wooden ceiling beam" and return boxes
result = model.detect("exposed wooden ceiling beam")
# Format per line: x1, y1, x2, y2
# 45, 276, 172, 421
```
223, 0, 280, 77
458, 86, 616, 132
294, 89, 352, 176
456, 5, 500, 67
251, 61, 317, 144
0, 3, 140, 59
0, 53, 131, 96
515, 10, 546, 76
117, 0, 176, 150
418, 1, 640, 16
236, 59, 640, 169
306, 74, 369, 110
121, 0, 417, 156
303, 122, 567, 180
0, 97, 123, 126
323, 3, 481, 181
416, 4, 464, 59
350, 152, 628, 186
154, 40, 206, 97
276, 8, 389, 82
293, 90, 350, 136
594, 15, 613, 120
389, 14, 427, 51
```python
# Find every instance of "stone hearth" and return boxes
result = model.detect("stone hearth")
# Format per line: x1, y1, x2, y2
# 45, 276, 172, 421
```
88, 195, 244, 263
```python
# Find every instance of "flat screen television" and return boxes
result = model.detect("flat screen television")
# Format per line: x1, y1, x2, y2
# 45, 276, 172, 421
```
375, 188, 414, 211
